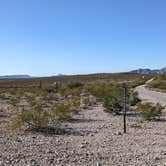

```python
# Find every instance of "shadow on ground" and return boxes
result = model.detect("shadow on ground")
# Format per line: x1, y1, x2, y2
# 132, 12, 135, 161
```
68, 118, 103, 123
25, 127, 98, 137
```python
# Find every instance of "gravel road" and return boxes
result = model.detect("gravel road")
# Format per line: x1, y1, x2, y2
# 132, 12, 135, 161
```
135, 84, 166, 106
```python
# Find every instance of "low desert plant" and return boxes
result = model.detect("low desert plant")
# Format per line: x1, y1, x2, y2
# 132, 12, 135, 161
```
67, 82, 84, 89
129, 91, 141, 106
69, 96, 81, 113
16, 108, 50, 129
103, 96, 123, 114
8, 97, 20, 107
136, 102, 164, 120
82, 97, 90, 107
51, 102, 71, 121
26, 95, 36, 106
15, 102, 72, 130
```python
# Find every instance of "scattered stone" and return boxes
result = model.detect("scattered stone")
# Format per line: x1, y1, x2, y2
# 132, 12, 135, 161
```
16, 137, 22, 143
0, 104, 166, 165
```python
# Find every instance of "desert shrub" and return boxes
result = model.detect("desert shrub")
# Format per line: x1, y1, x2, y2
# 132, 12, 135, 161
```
129, 91, 141, 106
103, 96, 123, 114
84, 83, 124, 114
59, 84, 82, 97
84, 83, 107, 101
102, 84, 123, 114
8, 97, 20, 107
41, 92, 58, 102
82, 97, 90, 108
16, 108, 50, 129
148, 80, 166, 91
26, 95, 36, 106
51, 103, 71, 121
58, 82, 84, 97
15, 102, 71, 130
69, 96, 80, 113
136, 102, 164, 120
67, 82, 84, 89
102, 85, 139, 114
127, 79, 148, 88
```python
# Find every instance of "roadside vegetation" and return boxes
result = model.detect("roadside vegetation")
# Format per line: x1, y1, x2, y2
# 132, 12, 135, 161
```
147, 75, 166, 91
136, 102, 164, 120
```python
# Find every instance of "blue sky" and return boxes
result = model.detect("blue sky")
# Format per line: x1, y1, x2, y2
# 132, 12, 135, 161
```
0, 0, 166, 76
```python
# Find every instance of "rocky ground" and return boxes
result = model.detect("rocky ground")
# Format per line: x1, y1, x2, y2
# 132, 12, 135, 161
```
0, 101, 166, 166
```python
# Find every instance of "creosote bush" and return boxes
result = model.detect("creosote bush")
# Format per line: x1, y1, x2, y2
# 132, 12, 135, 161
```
103, 96, 123, 114
82, 97, 90, 108
51, 103, 71, 121
128, 91, 141, 106
26, 95, 36, 106
136, 102, 164, 120
67, 82, 84, 89
15, 102, 72, 130
8, 97, 20, 107
16, 108, 50, 129
69, 96, 81, 113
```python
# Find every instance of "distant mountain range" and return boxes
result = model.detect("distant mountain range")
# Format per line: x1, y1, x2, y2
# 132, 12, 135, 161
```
0, 75, 31, 79
0, 68, 165, 79
130, 67, 166, 74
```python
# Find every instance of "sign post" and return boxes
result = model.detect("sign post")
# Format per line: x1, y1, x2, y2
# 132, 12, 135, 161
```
122, 83, 127, 133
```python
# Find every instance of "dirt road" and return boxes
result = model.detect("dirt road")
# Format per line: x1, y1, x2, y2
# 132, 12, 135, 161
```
135, 84, 166, 106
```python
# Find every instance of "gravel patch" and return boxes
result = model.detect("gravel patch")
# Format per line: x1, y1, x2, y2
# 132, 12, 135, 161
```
0, 104, 166, 166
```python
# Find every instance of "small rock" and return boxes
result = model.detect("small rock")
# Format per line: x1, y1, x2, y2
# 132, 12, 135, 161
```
30, 159, 39, 166
47, 149, 54, 154
97, 162, 101, 166
16, 137, 22, 143
80, 144, 85, 148
114, 132, 122, 136
118, 132, 122, 135
155, 156, 161, 161
84, 141, 88, 145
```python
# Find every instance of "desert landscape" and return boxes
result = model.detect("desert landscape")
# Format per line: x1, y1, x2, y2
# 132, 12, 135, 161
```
1, 1, 166, 165
0, 74, 166, 166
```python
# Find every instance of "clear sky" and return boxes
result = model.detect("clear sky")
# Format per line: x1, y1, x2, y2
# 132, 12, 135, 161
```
0, 0, 166, 76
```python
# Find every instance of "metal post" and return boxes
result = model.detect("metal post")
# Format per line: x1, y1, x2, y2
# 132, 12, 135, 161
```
122, 83, 127, 133
40, 80, 42, 89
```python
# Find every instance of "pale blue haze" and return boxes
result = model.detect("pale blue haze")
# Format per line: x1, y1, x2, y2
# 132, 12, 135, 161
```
0, 0, 166, 76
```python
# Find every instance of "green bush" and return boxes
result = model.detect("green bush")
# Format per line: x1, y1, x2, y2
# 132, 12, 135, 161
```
129, 91, 141, 106
26, 95, 36, 106
15, 102, 71, 130
8, 97, 20, 107
69, 96, 80, 113
82, 97, 90, 107
51, 103, 71, 121
67, 82, 84, 89
101, 84, 123, 114
16, 108, 50, 129
41, 92, 58, 102
136, 102, 164, 120
103, 96, 123, 114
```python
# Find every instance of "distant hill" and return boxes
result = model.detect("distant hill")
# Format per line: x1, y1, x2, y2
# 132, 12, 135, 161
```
0, 75, 31, 79
130, 67, 166, 74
